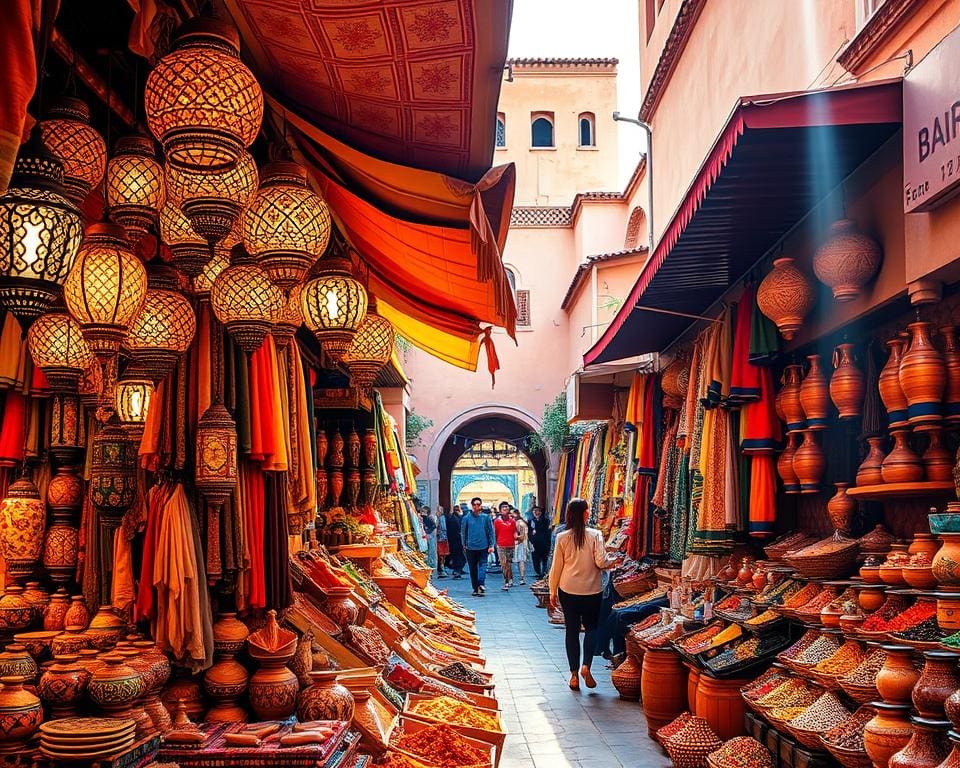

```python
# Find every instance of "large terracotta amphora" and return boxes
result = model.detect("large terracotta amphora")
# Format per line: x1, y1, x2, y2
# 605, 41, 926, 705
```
792, 429, 824, 493
941, 325, 960, 427
799, 354, 830, 430
900, 321, 945, 431
830, 343, 865, 419
880, 337, 909, 429
827, 482, 857, 535
781, 364, 806, 433
857, 436, 886, 486
882, 429, 924, 484
777, 432, 801, 494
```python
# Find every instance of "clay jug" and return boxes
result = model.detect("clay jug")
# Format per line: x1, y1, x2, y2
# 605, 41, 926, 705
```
800, 354, 830, 429
63, 594, 89, 629
322, 587, 359, 628
297, 670, 355, 722
865, 702, 913, 768
913, 651, 960, 718
877, 645, 921, 704
923, 427, 954, 482
0, 676, 42, 753
781, 364, 806, 432
900, 321, 946, 430
831, 343, 865, 419
43, 588, 70, 632
881, 337, 910, 429
882, 429, 924, 483
248, 660, 298, 720
38, 654, 90, 718
756, 256, 815, 340
736, 558, 754, 585
777, 432, 801, 493
827, 482, 857, 535
941, 325, 960, 427
888, 717, 951, 768
316, 430, 329, 468
932, 533, 960, 588
793, 429, 824, 493
858, 437, 886, 486
813, 218, 882, 301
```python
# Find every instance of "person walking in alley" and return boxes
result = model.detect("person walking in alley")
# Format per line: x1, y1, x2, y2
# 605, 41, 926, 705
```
513, 508, 529, 585
445, 505, 466, 578
436, 506, 449, 578
549, 498, 624, 691
494, 501, 517, 589
462, 497, 495, 596
528, 505, 553, 579
420, 506, 438, 570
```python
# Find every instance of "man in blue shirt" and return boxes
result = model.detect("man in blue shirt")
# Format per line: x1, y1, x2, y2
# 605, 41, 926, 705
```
461, 497, 495, 596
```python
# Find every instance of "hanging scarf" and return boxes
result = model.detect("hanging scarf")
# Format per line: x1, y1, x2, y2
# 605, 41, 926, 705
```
729, 287, 761, 403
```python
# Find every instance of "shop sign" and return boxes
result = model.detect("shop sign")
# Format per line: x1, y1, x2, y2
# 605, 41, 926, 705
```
904, 25, 960, 213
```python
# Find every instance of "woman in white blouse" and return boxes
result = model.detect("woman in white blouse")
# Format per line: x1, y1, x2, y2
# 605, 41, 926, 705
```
549, 498, 623, 691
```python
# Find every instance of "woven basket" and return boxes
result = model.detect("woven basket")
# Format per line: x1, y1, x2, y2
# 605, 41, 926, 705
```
821, 741, 872, 768
783, 539, 859, 579
785, 722, 832, 752
615, 573, 656, 598
666, 741, 721, 768
837, 679, 879, 704
655, 712, 692, 745
764, 535, 817, 561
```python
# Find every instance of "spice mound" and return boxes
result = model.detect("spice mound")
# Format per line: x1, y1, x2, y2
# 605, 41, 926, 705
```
822, 706, 875, 751
409, 696, 501, 732
438, 662, 486, 686
709, 736, 774, 768
393, 723, 490, 768
788, 692, 851, 732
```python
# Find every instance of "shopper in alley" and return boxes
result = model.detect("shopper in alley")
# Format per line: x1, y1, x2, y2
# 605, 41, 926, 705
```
493, 501, 518, 589
462, 497, 495, 596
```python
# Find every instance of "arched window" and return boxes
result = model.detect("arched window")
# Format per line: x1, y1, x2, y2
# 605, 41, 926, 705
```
531, 112, 554, 148
578, 113, 596, 147
505, 268, 517, 297
495, 113, 506, 148
624, 206, 647, 249
504, 268, 531, 327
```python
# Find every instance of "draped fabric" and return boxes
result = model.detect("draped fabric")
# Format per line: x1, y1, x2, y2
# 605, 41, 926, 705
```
0, 314, 24, 388
264, 473, 292, 611
0, 0, 42, 193
748, 455, 777, 537
238, 462, 266, 612
740, 368, 782, 454
729, 288, 761, 403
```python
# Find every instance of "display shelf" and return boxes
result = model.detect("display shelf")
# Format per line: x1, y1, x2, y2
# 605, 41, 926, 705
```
846, 481, 954, 501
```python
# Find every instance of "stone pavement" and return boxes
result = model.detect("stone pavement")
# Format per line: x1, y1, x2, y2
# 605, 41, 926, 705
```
437, 563, 671, 768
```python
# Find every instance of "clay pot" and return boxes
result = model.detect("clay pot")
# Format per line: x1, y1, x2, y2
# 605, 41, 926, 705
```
924, 428, 954, 482
347, 469, 361, 508
42, 517, 79, 585
212, 612, 249, 655
813, 218, 882, 301
348, 426, 361, 468
203, 653, 249, 723
941, 326, 960, 427
857, 436, 887, 486
914, 651, 960, 718
88, 653, 145, 718
63, 595, 89, 629
322, 587, 359, 628
793, 429, 824, 493
937, 593, 960, 632
85, 606, 126, 649
610, 654, 642, 701
831, 342, 865, 418
736, 558, 754, 585
0, 587, 35, 634
827, 482, 857, 535
248, 661, 299, 720
877, 645, 922, 704
161, 670, 204, 720
865, 702, 914, 768
781, 364, 806, 432
883, 429, 924, 484
946, 688, 960, 731
933, 535, 960, 588
751, 567, 767, 591
800, 354, 830, 430
330, 430, 345, 469
0, 645, 37, 682
51, 625, 89, 656
756, 256, 815, 341
939, 730, 960, 768
317, 430, 328, 468
22, 582, 48, 611
0, 476, 46, 582
361, 470, 377, 506
297, 670, 355, 722
37, 654, 90, 718
43, 588, 70, 632
777, 432, 801, 493
889, 717, 951, 768
857, 584, 887, 612
362, 428, 377, 468
901, 322, 946, 430
330, 470, 344, 506
861, 524, 897, 556
0, 676, 42, 754
881, 337, 910, 429
912, 533, 941, 560
316, 469, 328, 510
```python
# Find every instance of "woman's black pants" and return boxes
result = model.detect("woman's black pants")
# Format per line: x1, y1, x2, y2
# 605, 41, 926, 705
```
558, 589, 602, 672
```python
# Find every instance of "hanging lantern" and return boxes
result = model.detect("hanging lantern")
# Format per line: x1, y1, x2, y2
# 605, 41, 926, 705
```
272, 284, 303, 348
159, 201, 210, 277
48, 390, 85, 465
210, 248, 283, 354
195, 401, 238, 508
343, 299, 394, 394
166, 151, 257, 243
145, 18, 263, 172
192, 241, 229, 299
126, 270, 197, 381
0, 474, 46, 583
242, 161, 331, 289
106, 134, 165, 245
26, 312, 94, 392
756, 256, 815, 341
0, 130, 84, 325
63, 222, 148, 358
90, 420, 138, 524
301, 253, 367, 363
39, 97, 107, 207
115, 378, 154, 433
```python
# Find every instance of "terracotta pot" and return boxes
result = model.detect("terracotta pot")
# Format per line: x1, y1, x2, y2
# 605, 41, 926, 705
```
757, 256, 815, 341
865, 703, 914, 768
51, 625, 89, 656
889, 717, 951, 768
781, 364, 806, 432
212, 612, 249, 655
640, 649, 688, 736
877, 644, 921, 704
85, 606, 126, 649
362, 429, 377, 468
736, 558, 754, 585
611, 654, 642, 701
43, 588, 70, 632
161, 670, 204, 721
857, 584, 887, 612
937, 593, 960, 632
42, 515, 79, 585
348, 426, 361, 468
686, 663, 699, 713
317, 430, 328, 468
63, 595, 89, 629
297, 670, 355, 722
347, 469, 361, 508
912, 533, 942, 560
777, 431, 801, 494
695, 674, 749, 741
901, 322, 946, 430
316, 469, 328, 510
883, 429, 924, 484
793, 429, 825, 493
248, 661, 299, 720
38, 653, 90, 718
361, 470, 377, 506
827, 482, 857, 535
751, 567, 767, 591
0, 676, 42, 754
941, 325, 960, 427
924, 428, 954, 482
933, 535, 960, 588
322, 587, 359, 628
203, 653, 249, 723
0, 587, 35, 634
130, 640, 170, 693
857, 437, 887, 486
330, 430, 345, 469
938, 731, 960, 768
22, 582, 48, 611
88, 653, 145, 718
0, 477, 46, 582
861, 524, 897, 556
0, 645, 36, 683
914, 651, 960, 718
813, 218, 882, 301
831, 342, 865, 418
946, 688, 960, 731
800, 354, 830, 430
330, 470, 344, 507
881, 337, 910, 429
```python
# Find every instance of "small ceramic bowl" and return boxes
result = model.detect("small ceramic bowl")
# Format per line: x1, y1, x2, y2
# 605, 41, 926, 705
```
902, 565, 938, 590
929, 514, 960, 535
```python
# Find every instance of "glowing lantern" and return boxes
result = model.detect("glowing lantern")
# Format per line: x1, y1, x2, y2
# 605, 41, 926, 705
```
26, 312, 94, 392
0, 475, 46, 583
145, 18, 263, 172
106, 134, 165, 245
160, 200, 210, 278
39, 97, 107, 206
301, 253, 367, 363
210, 248, 283, 353
242, 161, 331, 288
126, 283, 197, 381
192, 242, 229, 300
343, 299, 394, 394
115, 378, 154, 433
166, 151, 257, 243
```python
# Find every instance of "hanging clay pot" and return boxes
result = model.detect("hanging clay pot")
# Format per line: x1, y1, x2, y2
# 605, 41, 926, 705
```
777, 432, 801, 493
347, 470, 361, 508
793, 429, 824, 494
781, 364, 806, 432
316, 430, 329, 468
831, 343, 865, 419
827, 482, 857, 535
923, 427, 954, 482
900, 321, 946, 431
316, 469, 328, 511
757, 256, 815, 340
858, 436, 886, 486
363, 428, 377, 467
881, 337, 910, 429
813, 218, 882, 302
800, 354, 830, 430
882, 429, 924, 484
940, 325, 960, 427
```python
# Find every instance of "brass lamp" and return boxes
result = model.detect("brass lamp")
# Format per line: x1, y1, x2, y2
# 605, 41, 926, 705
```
39, 97, 107, 207
166, 150, 257, 243
159, 201, 209, 277
106, 134, 165, 245
115, 377, 154, 434
145, 18, 263, 172
242, 161, 331, 289
0, 130, 84, 325
301, 252, 367, 363
343, 298, 394, 394
210, 247, 283, 354
126, 284, 197, 381
26, 312, 94, 392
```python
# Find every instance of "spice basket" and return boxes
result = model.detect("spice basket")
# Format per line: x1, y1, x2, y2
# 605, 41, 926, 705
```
614, 573, 657, 598
820, 739, 872, 768
784, 722, 831, 752
836, 679, 879, 704
742, 616, 788, 636
784, 541, 859, 579
702, 634, 793, 678
398, 706, 504, 768
765, 534, 818, 561
393, 716, 497, 768
425, 666, 495, 695
655, 713, 692, 745
665, 739, 723, 768
807, 670, 843, 691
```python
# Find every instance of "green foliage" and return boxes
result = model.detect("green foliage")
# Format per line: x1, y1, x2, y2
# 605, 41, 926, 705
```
536, 391, 571, 453
405, 409, 433, 449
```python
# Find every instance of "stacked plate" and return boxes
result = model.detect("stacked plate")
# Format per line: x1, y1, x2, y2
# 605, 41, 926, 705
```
39, 718, 136, 762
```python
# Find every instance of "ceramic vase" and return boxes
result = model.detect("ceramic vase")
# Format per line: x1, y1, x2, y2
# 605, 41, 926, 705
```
347, 470, 361, 508
63, 595, 89, 629
882, 429, 924, 484
21, 582, 48, 612
51, 625, 89, 656
946, 688, 960, 731
888, 717, 951, 768
348, 427, 361, 468
813, 218, 882, 301
781, 364, 806, 432
941, 325, 960, 427
865, 703, 913, 768
911, 533, 940, 560
777, 431, 801, 493
0, 645, 36, 682
362, 429, 377, 467
793, 429, 824, 493
321, 587, 359, 628
203, 653, 249, 723
317, 430, 328, 468
43, 588, 70, 632
212, 612, 249, 656
248, 661, 298, 720
361, 469, 377, 505
330, 430, 345, 469
316, 469, 328, 510
297, 670, 355, 722
827, 482, 857, 535
38, 654, 90, 718
858, 436, 886, 486
161, 670, 204, 720
913, 651, 960, 718
0, 676, 42, 753
831, 343, 865, 418
923, 428, 954, 482
88, 653, 145, 719
900, 321, 946, 431
881, 337, 910, 429
0, 476, 46, 583
85, 606, 126, 649
330, 470, 344, 507
932, 533, 960, 588
800, 354, 830, 430
756, 256, 815, 340
0, 587, 35, 634
877, 645, 922, 703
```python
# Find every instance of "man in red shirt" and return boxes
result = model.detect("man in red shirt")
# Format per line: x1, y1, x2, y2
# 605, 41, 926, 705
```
493, 501, 518, 590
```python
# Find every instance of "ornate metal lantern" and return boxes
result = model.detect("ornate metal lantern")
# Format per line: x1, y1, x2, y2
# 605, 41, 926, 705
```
343, 299, 394, 394
192, 242, 229, 300
115, 377, 154, 434
301, 252, 367, 363
0, 475, 46, 583
272, 284, 303, 348
145, 18, 263, 172
39, 97, 107, 206
90, 420, 138, 524
126, 269, 197, 381
242, 161, 331, 288
0, 131, 84, 325
210, 248, 283, 354
159, 201, 209, 277
106, 134, 165, 245
166, 151, 257, 243
26, 312, 94, 392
